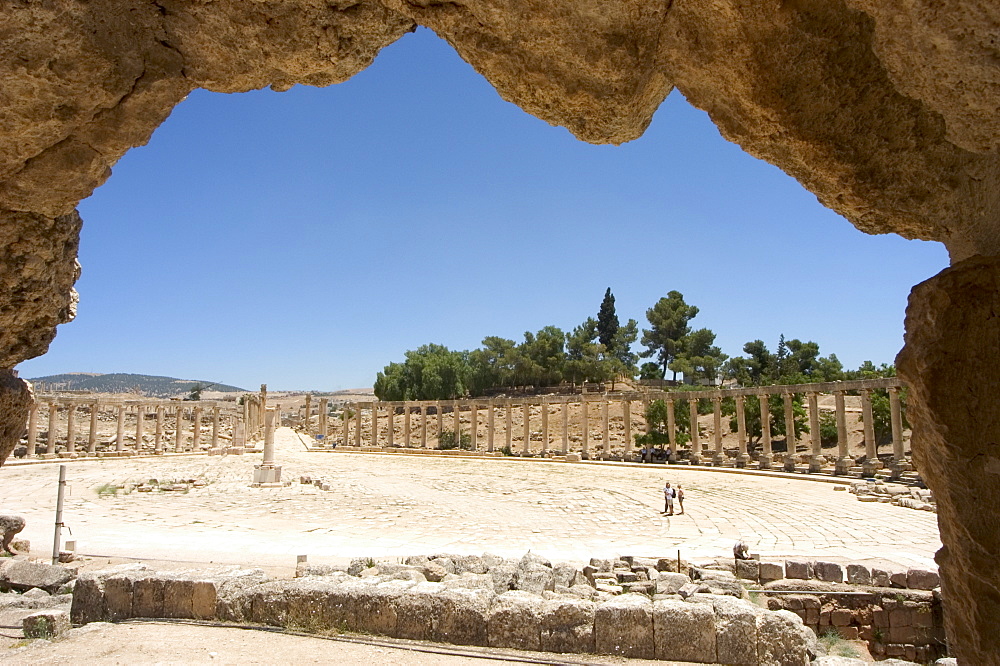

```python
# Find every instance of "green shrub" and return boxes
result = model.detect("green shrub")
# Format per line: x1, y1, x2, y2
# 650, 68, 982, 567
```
438, 429, 472, 450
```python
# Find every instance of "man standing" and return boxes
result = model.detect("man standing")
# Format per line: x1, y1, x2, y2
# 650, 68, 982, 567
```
662, 482, 675, 515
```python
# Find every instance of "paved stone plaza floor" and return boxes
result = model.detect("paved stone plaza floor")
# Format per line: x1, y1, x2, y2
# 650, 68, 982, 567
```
1, 428, 940, 573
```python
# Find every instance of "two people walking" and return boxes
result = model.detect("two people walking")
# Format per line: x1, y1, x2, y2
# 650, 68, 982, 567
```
662, 482, 685, 515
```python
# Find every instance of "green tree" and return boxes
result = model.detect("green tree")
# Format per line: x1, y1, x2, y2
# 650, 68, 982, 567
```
597, 288, 620, 350
519, 326, 566, 386
373, 344, 470, 401
639, 362, 662, 380
671, 328, 728, 384
565, 318, 608, 384
640, 291, 699, 381
609, 318, 640, 377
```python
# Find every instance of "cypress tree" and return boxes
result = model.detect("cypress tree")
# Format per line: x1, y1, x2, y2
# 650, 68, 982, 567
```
597, 288, 620, 350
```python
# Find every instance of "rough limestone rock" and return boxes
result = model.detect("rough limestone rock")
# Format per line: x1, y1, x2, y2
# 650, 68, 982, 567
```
656, 572, 690, 595
846, 564, 872, 586
0, 370, 33, 466
759, 562, 784, 584
785, 560, 814, 580
756, 608, 816, 666
906, 568, 940, 591
652, 599, 716, 663
486, 591, 541, 651
710, 595, 762, 666
813, 562, 844, 584
896, 249, 1000, 666
22, 610, 71, 639
812, 657, 868, 666
70, 564, 148, 625
594, 593, 654, 659
393, 584, 493, 646
539, 597, 595, 654
0, 560, 75, 594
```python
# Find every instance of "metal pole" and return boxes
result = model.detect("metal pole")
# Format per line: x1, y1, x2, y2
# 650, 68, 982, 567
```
52, 464, 67, 565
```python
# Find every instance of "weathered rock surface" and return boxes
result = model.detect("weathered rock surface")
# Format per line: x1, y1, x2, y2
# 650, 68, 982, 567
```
897, 256, 1000, 665
594, 593, 653, 659
22, 609, 72, 639
653, 599, 716, 663
0, 560, 75, 594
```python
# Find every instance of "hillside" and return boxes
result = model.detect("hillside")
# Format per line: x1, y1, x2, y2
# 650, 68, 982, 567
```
26, 373, 248, 398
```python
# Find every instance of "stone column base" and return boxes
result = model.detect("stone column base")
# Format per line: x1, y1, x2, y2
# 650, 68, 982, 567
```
861, 459, 881, 477
712, 453, 727, 466
808, 457, 824, 473
834, 457, 852, 475
757, 454, 772, 470
735, 454, 749, 468
690, 455, 702, 466
783, 456, 797, 472
252, 465, 282, 487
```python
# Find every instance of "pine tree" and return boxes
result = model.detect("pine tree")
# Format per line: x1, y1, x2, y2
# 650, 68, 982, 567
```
597, 288, 619, 350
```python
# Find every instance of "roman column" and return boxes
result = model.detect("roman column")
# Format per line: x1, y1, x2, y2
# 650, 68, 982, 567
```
174, 406, 184, 452
486, 400, 495, 452
192, 406, 203, 451
387, 403, 395, 447
860, 389, 879, 477
212, 405, 221, 449
622, 398, 632, 454
354, 404, 362, 447
505, 400, 513, 453
437, 401, 444, 446
560, 398, 569, 455
758, 393, 772, 469
808, 392, 823, 473
834, 390, 851, 475
453, 401, 461, 446
155, 405, 164, 453
712, 395, 725, 465
404, 403, 412, 448
783, 392, 797, 472
26, 402, 38, 457
601, 398, 610, 459
666, 398, 677, 461
319, 398, 329, 445
581, 398, 589, 458
135, 404, 144, 454
65, 401, 76, 455
540, 398, 549, 455
88, 402, 99, 454
522, 402, 530, 455
889, 386, 905, 479
470, 402, 478, 451
47, 401, 58, 456
304, 394, 312, 437
115, 403, 125, 453
735, 395, 749, 468
688, 399, 701, 465
421, 403, 428, 448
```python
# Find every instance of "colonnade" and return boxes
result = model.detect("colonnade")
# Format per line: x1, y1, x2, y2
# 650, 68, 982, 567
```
325, 378, 908, 478
22, 396, 244, 458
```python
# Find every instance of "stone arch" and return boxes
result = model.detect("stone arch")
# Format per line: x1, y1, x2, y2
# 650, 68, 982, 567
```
1, 1, 998, 661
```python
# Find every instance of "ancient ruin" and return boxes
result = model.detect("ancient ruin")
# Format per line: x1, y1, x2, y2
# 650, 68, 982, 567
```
1, 1, 997, 662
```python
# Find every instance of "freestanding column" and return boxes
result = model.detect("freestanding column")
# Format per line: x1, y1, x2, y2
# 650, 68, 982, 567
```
192, 406, 203, 451
115, 404, 126, 453
758, 394, 772, 469
735, 396, 749, 467
808, 392, 823, 472
666, 398, 677, 461
860, 389, 879, 477
387, 403, 395, 447
354, 404, 362, 447
581, 398, 589, 458
622, 398, 632, 452
135, 405, 144, 454
560, 398, 569, 455
522, 402, 530, 456
371, 402, 379, 446
174, 406, 184, 452
87, 402, 98, 454
453, 402, 461, 445
304, 394, 312, 436
421, 404, 428, 448
688, 399, 701, 464
155, 406, 164, 453
540, 399, 549, 455
404, 404, 412, 448
888, 386, 905, 479
319, 398, 329, 445
470, 402, 478, 451
601, 399, 610, 459
65, 402, 76, 455
26, 402, 38, 457
212, 405, 221, 450
783, 392, 797, 472
505, 400, 513, 453
712, 395, 725, 465
47, 402, 58, 455
486, 401, 495, 452
834, 390, 851, 474
252, 407, 282, 486
437, 401, 444, 446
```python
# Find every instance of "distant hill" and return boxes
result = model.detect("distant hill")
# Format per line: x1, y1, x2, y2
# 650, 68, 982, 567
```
26, 373, 248, 398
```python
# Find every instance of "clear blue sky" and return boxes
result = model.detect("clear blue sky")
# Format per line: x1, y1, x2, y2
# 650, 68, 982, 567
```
18, 28, 949, 391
